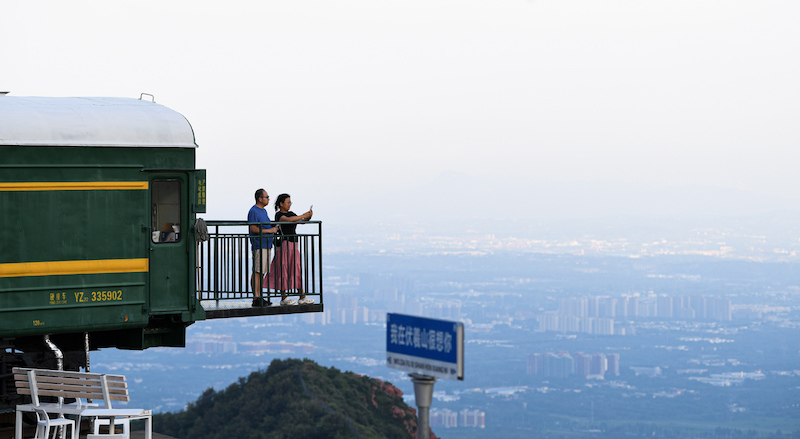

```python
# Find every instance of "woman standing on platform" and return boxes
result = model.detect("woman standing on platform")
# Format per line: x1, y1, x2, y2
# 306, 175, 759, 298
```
269, 193, 314, 305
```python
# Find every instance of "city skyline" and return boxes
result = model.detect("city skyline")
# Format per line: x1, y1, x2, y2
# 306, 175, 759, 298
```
92, 250, 800, 437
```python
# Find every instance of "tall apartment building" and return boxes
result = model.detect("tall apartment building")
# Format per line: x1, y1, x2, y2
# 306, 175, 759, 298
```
626, 295, 639, 318
430, 408, 486, 429
591, 318, 615, 335
656, 295, 674, 318
539, 313, 559, 332
529, 351, 620, 379
561, 315, 581, 333
527, 353, 543, 375
430, 409, 458, 428
545, 352, 574, 378
460, 409, 486, 429
590, 353, 607, 377
707, 296, 732, 321
553, 294, 731, 328
186, 335, 237, 355
574, 352, 591, 378
597, 296, 616, 318
559, 297, 588, 317
606, 353, 620, 376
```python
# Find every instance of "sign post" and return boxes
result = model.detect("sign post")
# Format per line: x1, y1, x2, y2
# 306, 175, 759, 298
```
410, 373, 437, 439
386, 313, 464, 439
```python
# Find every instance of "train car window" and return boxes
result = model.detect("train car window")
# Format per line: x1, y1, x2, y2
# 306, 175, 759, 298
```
151, 180, 182, 243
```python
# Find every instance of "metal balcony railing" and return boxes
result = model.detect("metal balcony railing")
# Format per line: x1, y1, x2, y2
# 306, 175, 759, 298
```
196, 220, 323, 318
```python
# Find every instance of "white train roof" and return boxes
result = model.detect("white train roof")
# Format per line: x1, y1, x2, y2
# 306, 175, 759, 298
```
0, 96, 197, 148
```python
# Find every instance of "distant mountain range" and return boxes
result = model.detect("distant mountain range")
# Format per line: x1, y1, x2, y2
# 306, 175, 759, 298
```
154, 358, 435, 439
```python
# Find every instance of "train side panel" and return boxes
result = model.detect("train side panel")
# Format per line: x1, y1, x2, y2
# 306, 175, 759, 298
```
0, 145, 203, 348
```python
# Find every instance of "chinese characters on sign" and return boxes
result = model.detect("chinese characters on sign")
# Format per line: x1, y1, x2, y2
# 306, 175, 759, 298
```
389, 324, 453, 354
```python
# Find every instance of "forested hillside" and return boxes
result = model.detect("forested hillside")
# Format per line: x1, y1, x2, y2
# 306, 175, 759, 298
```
154, 358, 435, 439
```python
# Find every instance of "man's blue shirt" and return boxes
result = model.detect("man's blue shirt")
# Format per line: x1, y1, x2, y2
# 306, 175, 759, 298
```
248, 205, 273, 249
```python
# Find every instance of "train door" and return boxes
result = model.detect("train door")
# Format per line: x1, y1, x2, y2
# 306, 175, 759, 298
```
148, 175, 190, 312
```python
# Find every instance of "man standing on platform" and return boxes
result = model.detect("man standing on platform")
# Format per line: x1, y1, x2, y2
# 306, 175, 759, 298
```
248, 188, 280, 306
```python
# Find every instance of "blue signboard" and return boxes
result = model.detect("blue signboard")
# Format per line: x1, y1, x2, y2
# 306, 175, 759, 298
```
386, 313, 464, 380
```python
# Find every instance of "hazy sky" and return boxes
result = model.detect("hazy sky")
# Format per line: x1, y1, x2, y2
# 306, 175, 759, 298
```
4, 1, 799, 224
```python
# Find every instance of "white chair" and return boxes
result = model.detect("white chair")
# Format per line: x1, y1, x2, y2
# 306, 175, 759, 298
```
33, 408, 76, 439
93, 417, 131, 438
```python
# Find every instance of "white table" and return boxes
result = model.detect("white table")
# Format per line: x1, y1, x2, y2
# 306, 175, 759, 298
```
16, 404, 152, 439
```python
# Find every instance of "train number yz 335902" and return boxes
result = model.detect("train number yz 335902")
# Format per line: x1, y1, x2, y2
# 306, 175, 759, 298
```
72, 290, 124, 303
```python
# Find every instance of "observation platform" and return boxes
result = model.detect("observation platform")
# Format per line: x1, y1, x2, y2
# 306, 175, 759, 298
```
195, 220, 324, 319
201, 299, 323, 319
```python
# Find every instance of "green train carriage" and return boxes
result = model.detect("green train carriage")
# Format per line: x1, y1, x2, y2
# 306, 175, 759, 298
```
1, 96, 206, 353
0, 95, 323, 411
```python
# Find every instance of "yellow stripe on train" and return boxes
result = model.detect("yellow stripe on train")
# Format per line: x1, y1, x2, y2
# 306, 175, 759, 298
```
0, 259, 149, 278
0, 181, 149, 191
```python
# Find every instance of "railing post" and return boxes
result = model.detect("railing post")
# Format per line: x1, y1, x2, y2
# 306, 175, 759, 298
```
318, 221, 323, 304
213, 224, 220, 301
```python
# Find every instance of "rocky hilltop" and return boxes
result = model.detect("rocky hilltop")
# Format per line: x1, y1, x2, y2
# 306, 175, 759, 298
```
154, 358, 436, 439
